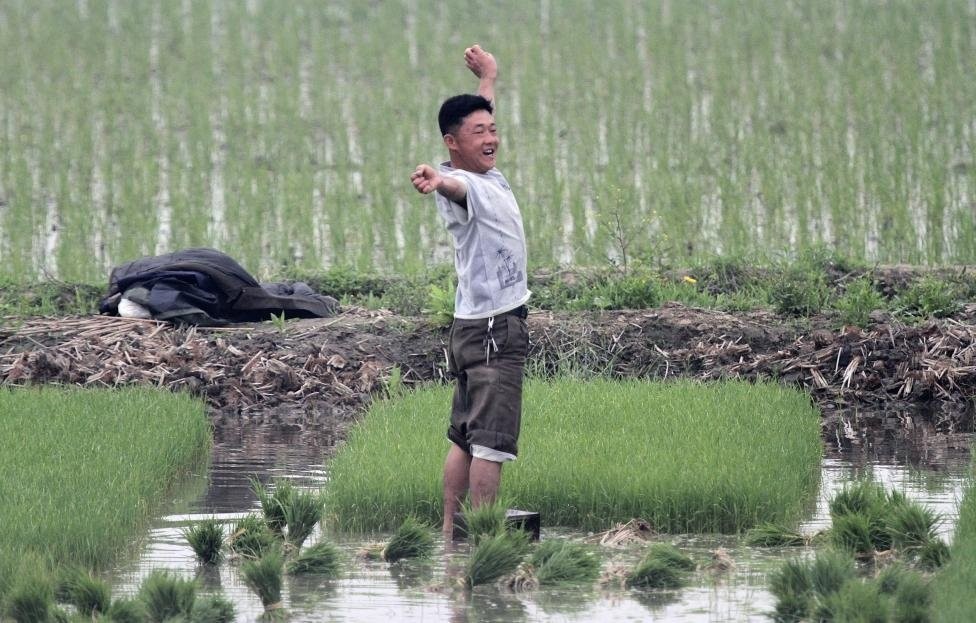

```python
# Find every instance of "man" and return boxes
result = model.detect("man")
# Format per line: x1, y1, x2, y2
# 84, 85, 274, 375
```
410, 44, 531, 537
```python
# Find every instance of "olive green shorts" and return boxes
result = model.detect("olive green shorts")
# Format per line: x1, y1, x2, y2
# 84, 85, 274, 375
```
447, 308, 529, 461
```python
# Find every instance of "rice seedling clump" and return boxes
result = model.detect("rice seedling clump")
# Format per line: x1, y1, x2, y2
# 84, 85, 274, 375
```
626, 543, 695, 590
382, 517, 435, 563
283, 489, 326, 549
137, 570, 197, 623
228, 515, 278, 560
458, 500, 508, 545
464, 531, 531, 588
189, 594, 236, 623
56, 568, 112, 618
184, 519, 225, 565
528, 539, 600, 586
286, 541, 342, 578
251, 478, 295, 535
241, 549, 284, 611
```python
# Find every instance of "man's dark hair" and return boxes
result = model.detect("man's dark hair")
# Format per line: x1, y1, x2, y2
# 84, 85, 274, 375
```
438, 94, 493, 136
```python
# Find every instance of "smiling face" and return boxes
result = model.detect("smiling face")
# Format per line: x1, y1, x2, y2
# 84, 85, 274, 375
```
444, 109, 499, 174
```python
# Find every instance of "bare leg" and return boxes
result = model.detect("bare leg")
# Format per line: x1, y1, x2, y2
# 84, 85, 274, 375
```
469, 457, 502, 507
442, 444, 471, 536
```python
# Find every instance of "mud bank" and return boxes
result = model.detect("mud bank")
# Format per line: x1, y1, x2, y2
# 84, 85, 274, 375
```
1, 303, 974, 453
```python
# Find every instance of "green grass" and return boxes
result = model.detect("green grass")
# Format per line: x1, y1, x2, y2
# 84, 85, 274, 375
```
325, 378, 822, 533
932, 478, 976, 621
0, 1, 973, 283
0, 386, 211, 573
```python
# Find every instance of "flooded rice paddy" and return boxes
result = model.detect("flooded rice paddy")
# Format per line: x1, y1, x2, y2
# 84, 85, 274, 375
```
109, 415, 971, 622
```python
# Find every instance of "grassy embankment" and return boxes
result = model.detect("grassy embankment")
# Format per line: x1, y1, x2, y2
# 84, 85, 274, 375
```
325, 378, 822, 533
932, 466, 976, 621
1, 1, 974, 282
0, 386, 210, 603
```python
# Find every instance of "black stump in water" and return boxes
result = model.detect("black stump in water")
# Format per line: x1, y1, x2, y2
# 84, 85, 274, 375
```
452, 509, 541, 542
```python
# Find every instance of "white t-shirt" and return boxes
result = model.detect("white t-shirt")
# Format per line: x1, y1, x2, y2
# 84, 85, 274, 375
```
435, 163, 531, 319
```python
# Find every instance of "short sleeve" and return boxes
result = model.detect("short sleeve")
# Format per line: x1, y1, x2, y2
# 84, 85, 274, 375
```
435, 172, 472, 225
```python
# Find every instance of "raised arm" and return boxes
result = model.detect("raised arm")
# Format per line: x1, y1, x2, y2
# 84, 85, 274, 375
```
464, 44, 497, 106
411, 164, 467, 204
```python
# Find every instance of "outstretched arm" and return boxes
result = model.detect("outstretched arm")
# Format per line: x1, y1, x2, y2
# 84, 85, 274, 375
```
411, 164, 467, 205
465, 44, 497, 106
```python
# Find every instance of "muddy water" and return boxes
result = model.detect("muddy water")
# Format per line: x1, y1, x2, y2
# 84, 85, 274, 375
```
109, 421, 972, 623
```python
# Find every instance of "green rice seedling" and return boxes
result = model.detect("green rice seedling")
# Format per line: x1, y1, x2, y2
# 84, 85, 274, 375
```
5, 563, 54, 623
768, 558, 813, 621
227, 515, 277, 560
286, 541, 342, 577
383, 517, 435, 563
0, 387, 210, 570
916, 539, 951, 571
830, 513, 879, 556
528, 539, 600, 586
459, 500, 508, 545
809, 550, 856, 599
643, 543, 696, 572
136, 570, 196, 623
829, 480, 889, 518
889, 502, 940, 552
60, 569, 112, 618
106, 598, 146, 623
816, 580, 889, 623
251, 478, 294, 535
744, 523, 807, 547
464, 530, 531, 588
283, 489, 326, 549
891, 571, 932, 623
326, 379, 822, 533
189, 595, 236, 623
932, 477, 976, 619
626, 557, 686, 590
241, 549, 284, 611
184, 519, 225, 565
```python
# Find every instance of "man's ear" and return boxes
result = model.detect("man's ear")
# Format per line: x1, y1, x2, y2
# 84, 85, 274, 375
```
443, 134, 458, 150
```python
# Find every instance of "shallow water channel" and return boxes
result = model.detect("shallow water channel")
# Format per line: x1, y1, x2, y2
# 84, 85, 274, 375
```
109, 419, 972, 622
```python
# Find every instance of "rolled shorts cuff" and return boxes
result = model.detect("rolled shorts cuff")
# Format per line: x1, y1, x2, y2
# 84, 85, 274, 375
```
471, 444, 517, 463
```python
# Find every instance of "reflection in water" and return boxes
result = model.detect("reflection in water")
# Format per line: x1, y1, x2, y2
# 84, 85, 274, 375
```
108, 419, 971, 622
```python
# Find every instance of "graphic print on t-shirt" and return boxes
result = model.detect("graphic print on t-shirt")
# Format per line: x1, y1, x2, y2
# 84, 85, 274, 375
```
496, 246, 523, 289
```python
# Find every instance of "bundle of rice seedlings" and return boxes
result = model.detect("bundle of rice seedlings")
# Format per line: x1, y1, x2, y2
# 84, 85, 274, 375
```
459, 500, 507, 545
287, 540, 342, 577
768, 558, 813, 621
241, 549, 284, 611
464, 530, 531, 588
60, 569, 112, 618
625, 557, 685, 590
283, 489, 326, 549
874, 562, 911, 595
916, 539, 951, 571
830, 513, 878, 556
888, 502, 940, 551
891, 570, 932, 621
644, 543, 696, 572
625, 542, 696, 589
106, 598, 147, 623
184, 518, 225, 565
744, 523, 807, 547
6, 570, 54, 623
251, 477, 294, 535
815, 580, 889, 623
383, 517, 435, 563
529, 539, 600, 586
809, 550, 855, 598
189, 594, 236, 623
829, 480, 889, 517
137, 570, 197, 623
227, 515, 277, 559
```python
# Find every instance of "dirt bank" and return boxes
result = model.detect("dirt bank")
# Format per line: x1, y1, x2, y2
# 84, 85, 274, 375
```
1, 303, 974, 456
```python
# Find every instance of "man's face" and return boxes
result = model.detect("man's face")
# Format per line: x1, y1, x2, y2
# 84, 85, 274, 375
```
445, 109, 499, 174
